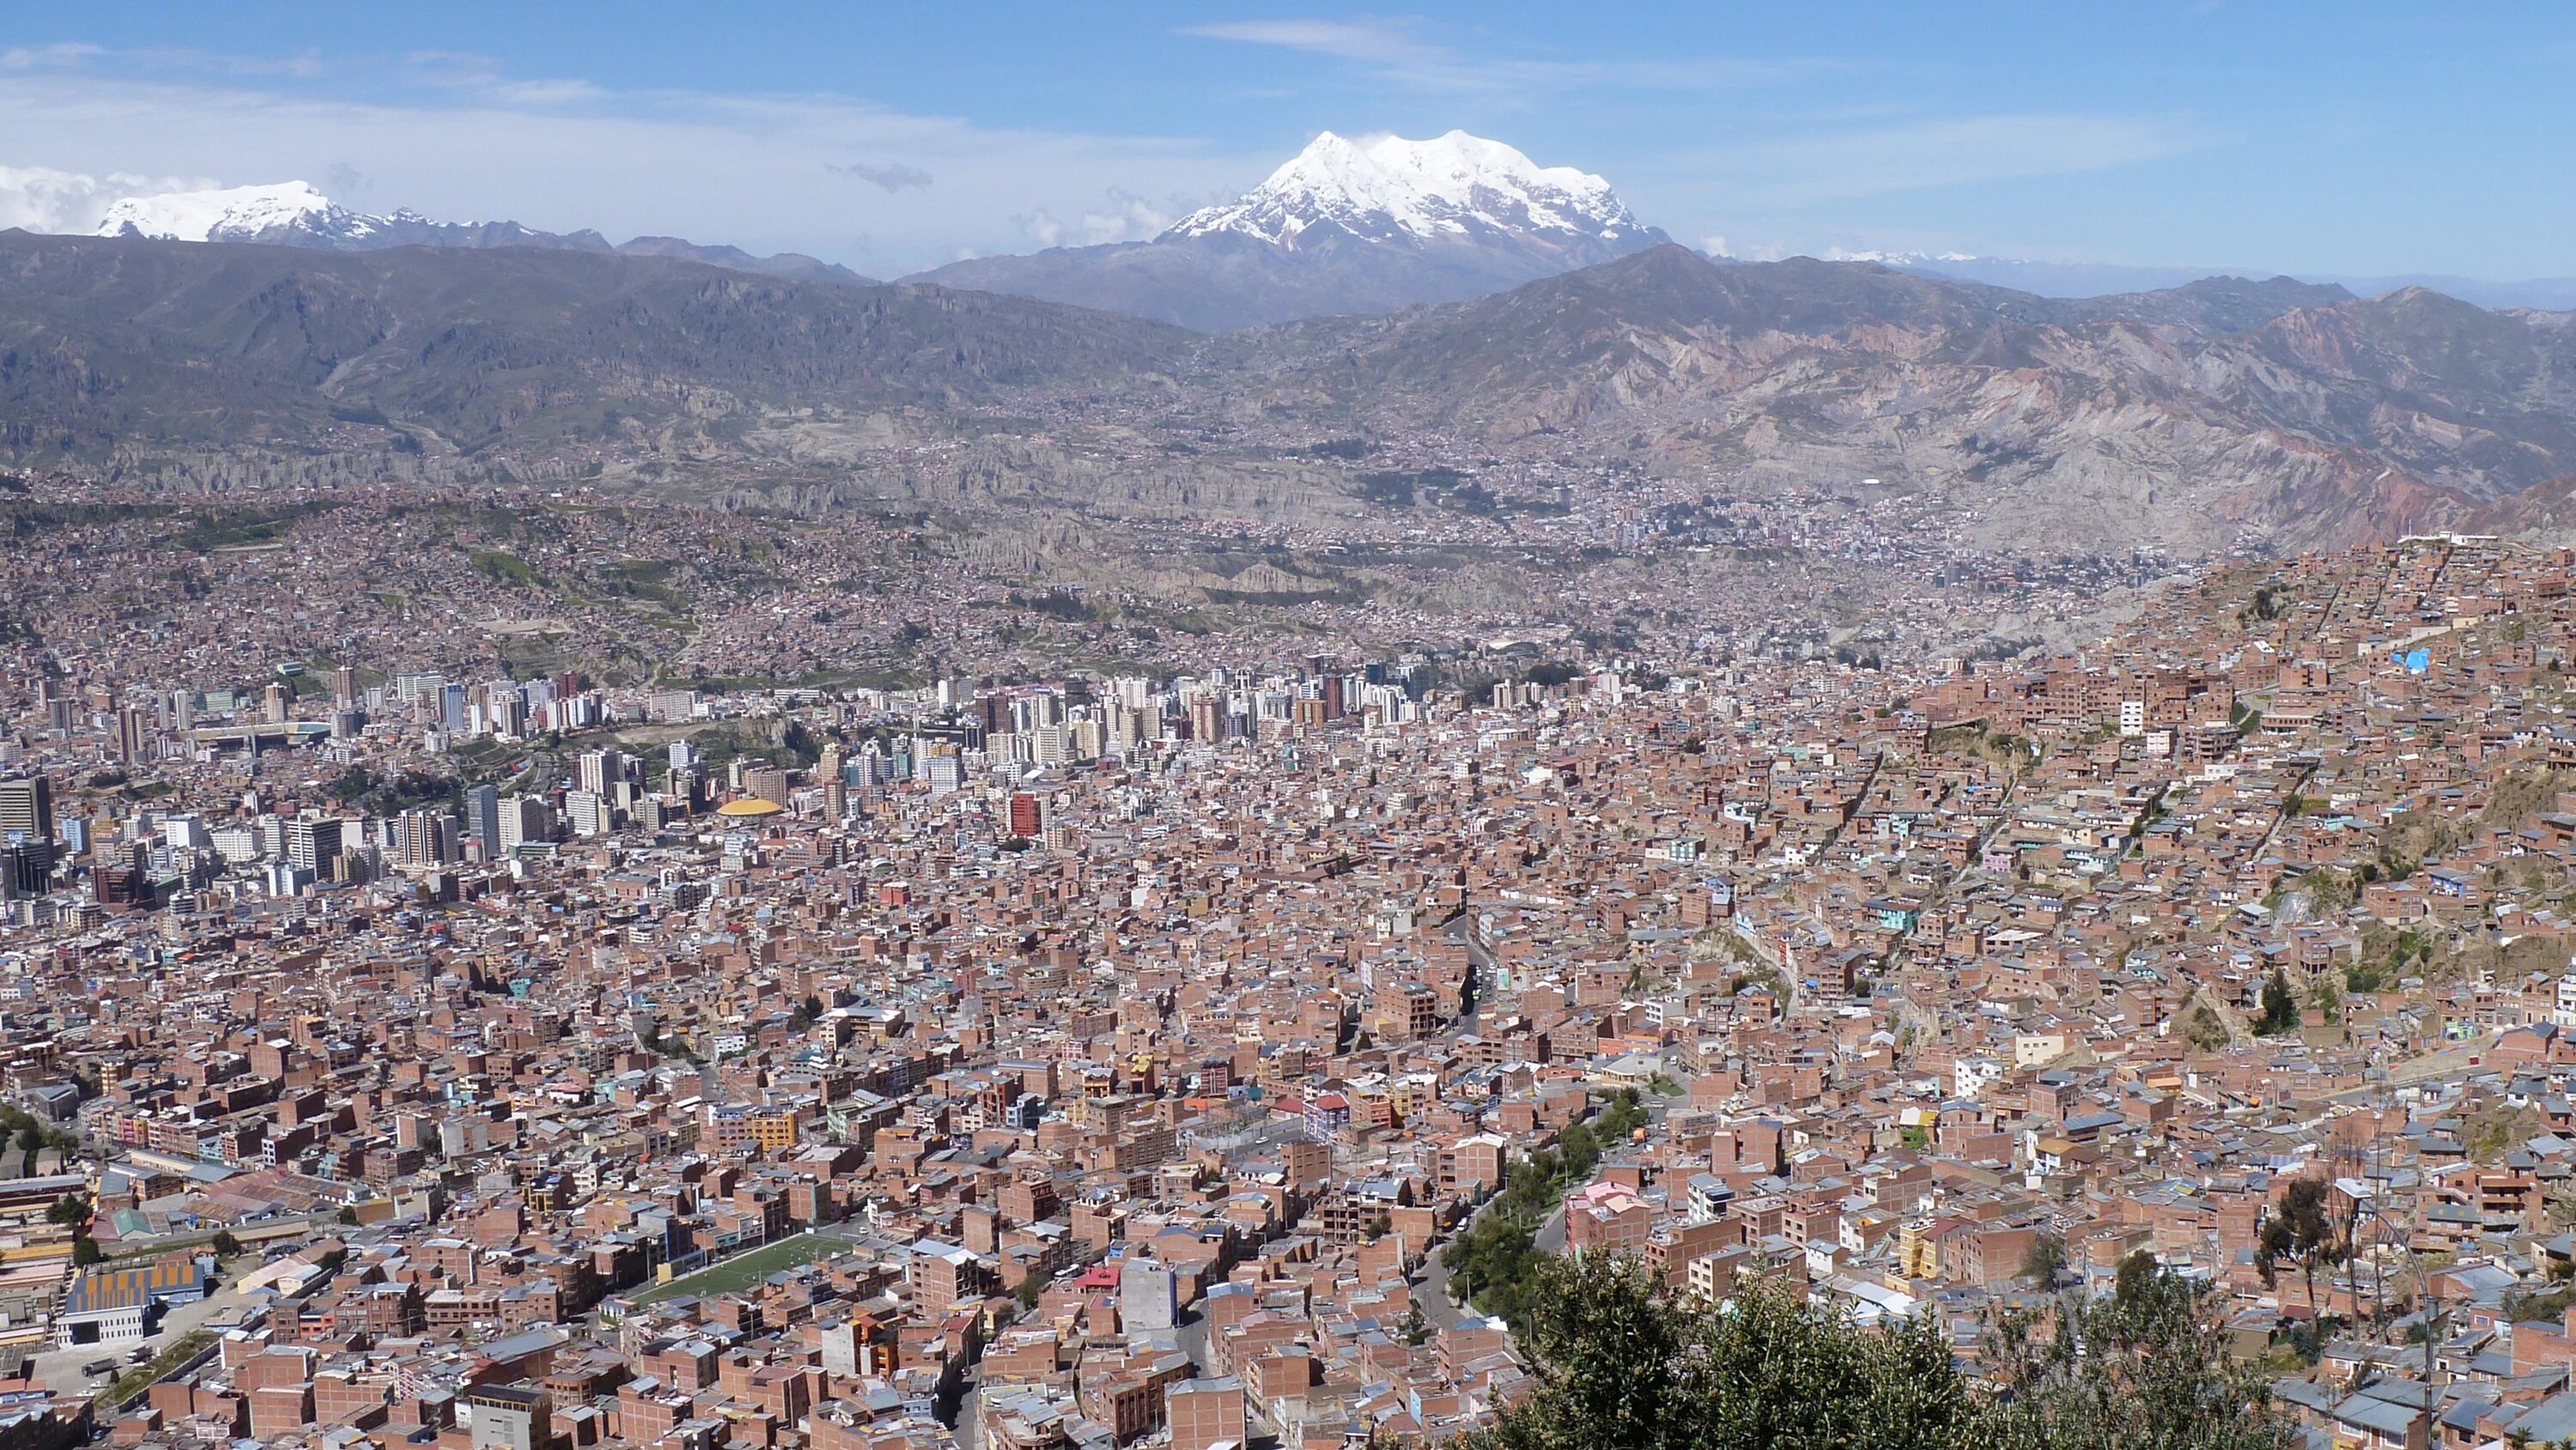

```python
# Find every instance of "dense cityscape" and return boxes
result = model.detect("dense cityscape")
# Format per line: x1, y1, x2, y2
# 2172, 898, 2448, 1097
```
0, 494, 2567, 1448
4, 9, 2572, 1448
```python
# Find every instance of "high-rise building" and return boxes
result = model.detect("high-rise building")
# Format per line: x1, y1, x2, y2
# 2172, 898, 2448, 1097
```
1008, 792, 1043, 839
744, 765, 790, 808
0, 777, 53, 843
465, 785, 501, 853
392, 810, 459, 867
284, 817, 343, 873
497, 796, 552, 851
575, 749, 626, 797
115, 707, 152, 761
564, 790, 610, 837
261, 683, 291, 725
0, 840, 52, 899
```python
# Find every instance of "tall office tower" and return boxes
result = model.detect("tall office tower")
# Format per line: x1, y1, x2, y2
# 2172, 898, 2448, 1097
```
563, 790, 610, 837
465, 785, 501, 854
818, 743, 847, 817
261, 683, 291, 725
575, 749, 625, 796
440, 683, 469, 736
497, 795, 552, 851
331, 665, 357, 709
0, 839, 52, 899
0, 776, 53, 843
284, 816, 344, 874
115, 707, 152, 762
744, 766, 790, 807
393, 810, 459, 866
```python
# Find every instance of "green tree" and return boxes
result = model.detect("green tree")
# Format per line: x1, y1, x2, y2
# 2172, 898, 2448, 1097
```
210, 1230, 245, 1259
2020, 1231, 2069, 1289
1982, 1259, 2296, 1449
1462, 1253, 1975, 1450
2256, 969, 2301, 1036
1464, 1245, 2293, 1450
2257, 1177, 2342, 1330
2113, 1248, 2162, 1308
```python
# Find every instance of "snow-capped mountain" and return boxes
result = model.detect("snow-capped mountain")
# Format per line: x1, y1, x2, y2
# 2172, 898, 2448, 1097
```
89, 180, 872, 286
95, 180, 574, 251
912, 130, 1670, 332
98, 180, 350, 244
1168, 130, 1656, 252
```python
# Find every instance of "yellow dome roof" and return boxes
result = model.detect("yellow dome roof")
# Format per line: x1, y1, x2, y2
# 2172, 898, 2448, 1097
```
716, 796, 786, 817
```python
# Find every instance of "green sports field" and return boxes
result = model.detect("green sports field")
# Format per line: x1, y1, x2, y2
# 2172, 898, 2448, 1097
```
629, 1232, 845, 1305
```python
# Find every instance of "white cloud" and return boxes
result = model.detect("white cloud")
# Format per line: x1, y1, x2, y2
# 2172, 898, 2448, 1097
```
0, 63, 1263, 272
1179, 20, 1433, 64
482, 77, 611, 106
1681, 113, 2212, 209
0, 163, 216, 233
1178, 18, 1821, 95
1080, 191, 1170, 246
0, 43, 104, 71
829, 160, 934, 193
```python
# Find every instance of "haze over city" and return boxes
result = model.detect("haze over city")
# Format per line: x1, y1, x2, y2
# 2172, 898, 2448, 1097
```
0, 8, 2569, 1450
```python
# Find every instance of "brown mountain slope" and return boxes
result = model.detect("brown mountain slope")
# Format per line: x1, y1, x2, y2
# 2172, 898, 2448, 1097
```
1197, 247, 2576, 552
0, 230, 1182, 462
5, 234, 2576, 559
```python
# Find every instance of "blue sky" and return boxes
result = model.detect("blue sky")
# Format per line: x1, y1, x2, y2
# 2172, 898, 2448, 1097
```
1, 2, 2569, 279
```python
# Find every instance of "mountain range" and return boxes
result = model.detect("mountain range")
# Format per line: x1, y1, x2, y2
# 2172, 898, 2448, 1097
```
906, 130, 1671, 331
0, 229, 1174, 470
76, 137, 2576, 326
93, 179, 874, 288
9, 222, 2576, 556
1840, 250, 2576, 313
1247, 245, 2576, 552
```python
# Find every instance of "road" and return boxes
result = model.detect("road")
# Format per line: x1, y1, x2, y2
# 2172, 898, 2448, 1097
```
1417, 1204, 1563, 1331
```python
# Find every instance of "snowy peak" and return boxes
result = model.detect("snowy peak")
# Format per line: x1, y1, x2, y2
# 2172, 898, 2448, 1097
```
96, 180, 367, 245
911, 129, 1669, 330
84, 179, 875, 285
1168, 130, 1659, 252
